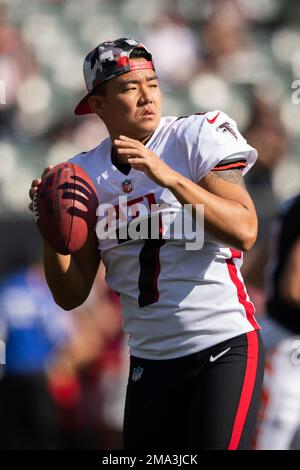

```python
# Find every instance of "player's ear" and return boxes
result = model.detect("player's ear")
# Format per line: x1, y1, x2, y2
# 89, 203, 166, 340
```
88, 95, 105, 117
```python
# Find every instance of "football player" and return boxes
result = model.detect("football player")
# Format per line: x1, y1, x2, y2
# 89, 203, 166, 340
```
29, 38, 264, 450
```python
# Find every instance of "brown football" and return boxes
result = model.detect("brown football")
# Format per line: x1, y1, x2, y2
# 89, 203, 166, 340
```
33, 162, 98, 254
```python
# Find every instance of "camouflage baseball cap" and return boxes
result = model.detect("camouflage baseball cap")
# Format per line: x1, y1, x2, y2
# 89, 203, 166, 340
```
74, 37, 154, 115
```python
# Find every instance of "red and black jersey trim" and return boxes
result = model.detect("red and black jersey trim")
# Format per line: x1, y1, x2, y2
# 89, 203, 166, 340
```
175, 112, 207, 122
211, 158, 247, 171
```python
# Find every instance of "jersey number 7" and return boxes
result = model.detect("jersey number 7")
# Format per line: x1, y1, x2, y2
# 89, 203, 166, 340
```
117, 213, 165, 308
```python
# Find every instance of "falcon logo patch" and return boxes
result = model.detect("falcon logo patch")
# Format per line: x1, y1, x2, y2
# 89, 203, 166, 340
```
217, 122, 237, 140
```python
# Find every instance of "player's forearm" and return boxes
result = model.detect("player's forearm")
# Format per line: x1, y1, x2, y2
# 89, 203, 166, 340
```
167, 173, 257, 251
43, 241, 88, 310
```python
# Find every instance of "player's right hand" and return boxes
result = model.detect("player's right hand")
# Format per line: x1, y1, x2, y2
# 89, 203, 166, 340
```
28, 166, 53, 212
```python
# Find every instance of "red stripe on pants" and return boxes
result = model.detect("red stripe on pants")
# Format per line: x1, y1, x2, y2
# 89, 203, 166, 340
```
228, 331, 259, 450
226, 249, 260, 330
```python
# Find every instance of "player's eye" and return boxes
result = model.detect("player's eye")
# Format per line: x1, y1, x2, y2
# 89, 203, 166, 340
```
123, 87, 136, 92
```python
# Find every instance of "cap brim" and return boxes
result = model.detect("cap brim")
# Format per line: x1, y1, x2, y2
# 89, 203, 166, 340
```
74, 93, 93, 116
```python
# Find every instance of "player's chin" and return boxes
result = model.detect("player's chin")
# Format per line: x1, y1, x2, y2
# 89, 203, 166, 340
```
136, 115, 159, 132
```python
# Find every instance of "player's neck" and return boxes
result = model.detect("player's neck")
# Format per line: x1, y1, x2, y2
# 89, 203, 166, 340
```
110, 131, 154, 146
140, 132, 154, 145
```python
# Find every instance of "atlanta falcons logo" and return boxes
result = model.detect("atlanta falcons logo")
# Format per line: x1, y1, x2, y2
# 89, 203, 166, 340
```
217, 122, 237, 140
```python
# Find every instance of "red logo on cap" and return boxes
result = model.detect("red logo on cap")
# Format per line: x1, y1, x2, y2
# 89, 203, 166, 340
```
116, 56, 129, 67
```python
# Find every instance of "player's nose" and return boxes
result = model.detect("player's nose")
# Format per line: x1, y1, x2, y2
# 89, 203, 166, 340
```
138, 86, 153, 105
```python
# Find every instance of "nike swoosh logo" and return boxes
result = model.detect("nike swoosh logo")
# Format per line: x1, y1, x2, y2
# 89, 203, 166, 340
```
207, 112, 220, 124
209, 347, 231, 362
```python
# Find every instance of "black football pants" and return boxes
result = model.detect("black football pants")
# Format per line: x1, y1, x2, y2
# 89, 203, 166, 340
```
123, 330, 264, 450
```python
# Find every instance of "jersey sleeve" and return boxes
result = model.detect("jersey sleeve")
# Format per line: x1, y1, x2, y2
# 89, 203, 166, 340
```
68, 151, 88, 170
175, 111, 258, 183
210, 155, 248, 172
68, 148, 99, 186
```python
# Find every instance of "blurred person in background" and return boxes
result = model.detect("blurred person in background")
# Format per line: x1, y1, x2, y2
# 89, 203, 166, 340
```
143, 10, 200, 89
0, 259, 74, 449
54, 262, 126, 451
0, 258, 126, 450
254, 194, 300, 450
242, 97, 288, 316
245, 97, 288, 238
79, 272, 128, 450
48, 266, 127, 450
0, 3, 38, 140
201, 16, 246, 72
199, 6, 255, 82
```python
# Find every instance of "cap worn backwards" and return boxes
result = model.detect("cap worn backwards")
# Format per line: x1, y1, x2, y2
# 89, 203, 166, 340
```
74, 38, 154, 116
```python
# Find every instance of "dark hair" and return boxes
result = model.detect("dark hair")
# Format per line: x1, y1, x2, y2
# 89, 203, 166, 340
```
91, 47, 151, 97
129, 47, 152, 61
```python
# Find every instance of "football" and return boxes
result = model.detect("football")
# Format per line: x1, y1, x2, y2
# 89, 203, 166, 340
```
33, 162, 98, 254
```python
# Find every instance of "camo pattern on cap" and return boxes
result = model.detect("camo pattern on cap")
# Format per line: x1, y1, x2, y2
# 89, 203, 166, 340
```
83, 38, 153, 91
74, 37, 154, 115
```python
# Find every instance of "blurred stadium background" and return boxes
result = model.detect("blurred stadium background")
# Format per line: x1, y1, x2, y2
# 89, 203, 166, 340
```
0, 0, 300, 449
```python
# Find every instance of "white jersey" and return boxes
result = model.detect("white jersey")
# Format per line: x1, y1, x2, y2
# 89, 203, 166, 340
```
69, 110, 260, 359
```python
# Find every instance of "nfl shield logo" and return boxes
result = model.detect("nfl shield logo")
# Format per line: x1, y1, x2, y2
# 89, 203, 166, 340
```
132, 366, 144, 382
121, 179, 133, 193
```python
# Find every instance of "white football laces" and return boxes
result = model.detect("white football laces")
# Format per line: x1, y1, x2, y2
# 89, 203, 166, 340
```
32, 192, 39, 223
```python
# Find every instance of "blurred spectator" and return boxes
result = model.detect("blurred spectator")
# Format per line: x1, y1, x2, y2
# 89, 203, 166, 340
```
46, 266, 127, 450
41, 115, 108, 167
254, 194, 300, 449
0, 260, 74, 449
198, 9, 265, 84
200, 16, 247, 71
77, 267, 128, 450
206, 0, 250, 27
245, 96, 288, 242
0, 258, 127, 450
0, 3, 38, 139
242, 96, 288, 315
144, 10, 200, 89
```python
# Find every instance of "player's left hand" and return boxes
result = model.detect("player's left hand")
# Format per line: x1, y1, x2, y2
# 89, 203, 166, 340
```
114, 135, 177, 188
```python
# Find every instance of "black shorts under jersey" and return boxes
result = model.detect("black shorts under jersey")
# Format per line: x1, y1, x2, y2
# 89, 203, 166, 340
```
123, 330, 264, 450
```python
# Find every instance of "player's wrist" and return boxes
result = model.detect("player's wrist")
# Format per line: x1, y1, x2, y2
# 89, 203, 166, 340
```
164, 170, 180, 190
